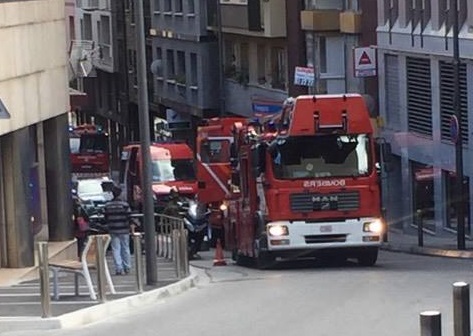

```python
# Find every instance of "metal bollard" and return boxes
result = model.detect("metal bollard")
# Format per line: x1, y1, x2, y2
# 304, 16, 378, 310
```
37, 242, 51, 318
420, 311, 442, 336
133, 233, 144, 293
173, 230, 182, 278
95, 235, 107, 303
453, 282, 470, 336
417, 209, 424, 247
181, 229, 189, 277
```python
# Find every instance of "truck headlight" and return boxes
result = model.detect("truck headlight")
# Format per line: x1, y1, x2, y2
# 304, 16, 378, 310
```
363, 219, 384, 233
219, 203, 228, 211
268, 225, 289, 237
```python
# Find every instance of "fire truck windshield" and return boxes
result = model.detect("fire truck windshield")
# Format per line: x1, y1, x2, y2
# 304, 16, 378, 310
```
270, 134, 371, 179
152, 159, 196, 182
69, 134, 108, 154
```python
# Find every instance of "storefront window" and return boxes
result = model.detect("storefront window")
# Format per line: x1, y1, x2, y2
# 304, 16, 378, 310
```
412, 162, 435, 230
445, 172, 470, 234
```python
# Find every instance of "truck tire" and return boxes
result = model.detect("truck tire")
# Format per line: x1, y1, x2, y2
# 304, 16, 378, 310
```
357, 248, 378, 266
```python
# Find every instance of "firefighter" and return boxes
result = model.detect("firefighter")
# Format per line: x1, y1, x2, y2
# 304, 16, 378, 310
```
163, 188, 182, 217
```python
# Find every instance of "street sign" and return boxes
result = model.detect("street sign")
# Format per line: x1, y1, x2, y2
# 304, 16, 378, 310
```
0, 98, 11, 119
450, 115, 459, 144
354, 47, 377, 78
294, 66, 315, 87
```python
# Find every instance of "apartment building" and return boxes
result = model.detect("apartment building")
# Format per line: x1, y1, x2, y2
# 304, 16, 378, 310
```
0, 0, 71, 268
208, 0, 303, 118
377, 0, 473, 235
301, 0, 378, 108
148, 0, 219, 145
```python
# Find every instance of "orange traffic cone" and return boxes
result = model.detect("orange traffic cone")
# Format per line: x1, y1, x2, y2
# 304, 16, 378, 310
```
213, 239, 227, 266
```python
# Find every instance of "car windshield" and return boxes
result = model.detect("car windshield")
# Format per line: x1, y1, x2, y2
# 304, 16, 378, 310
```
78, 180, 106, 195
270, 134, 371, 179
152, 159, 196, 182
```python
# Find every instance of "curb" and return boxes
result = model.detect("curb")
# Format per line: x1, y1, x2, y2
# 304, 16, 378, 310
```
0, 268, 199, 333
381, 243, 473, 259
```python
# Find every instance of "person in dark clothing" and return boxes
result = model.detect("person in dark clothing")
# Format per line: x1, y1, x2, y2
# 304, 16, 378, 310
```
104, 186, 134, 275
163, 188, 182, 217
73, 195, 89, 258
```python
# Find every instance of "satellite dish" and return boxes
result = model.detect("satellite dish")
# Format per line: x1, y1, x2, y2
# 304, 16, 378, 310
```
68, 40, 97, 79
150, 59, 163, 76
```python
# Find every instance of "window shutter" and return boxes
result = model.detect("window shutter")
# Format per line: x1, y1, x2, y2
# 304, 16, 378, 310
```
385, 54, 400, 130
407, 57, 432, 136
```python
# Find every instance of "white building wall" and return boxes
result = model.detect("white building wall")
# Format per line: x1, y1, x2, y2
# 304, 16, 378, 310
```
0, 0, 68, 136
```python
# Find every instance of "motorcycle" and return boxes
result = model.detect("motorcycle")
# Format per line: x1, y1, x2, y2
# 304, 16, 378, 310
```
176, 198, 212, 259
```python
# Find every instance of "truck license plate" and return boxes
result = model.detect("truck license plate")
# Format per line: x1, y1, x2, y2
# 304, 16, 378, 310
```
320, 225, 332, 233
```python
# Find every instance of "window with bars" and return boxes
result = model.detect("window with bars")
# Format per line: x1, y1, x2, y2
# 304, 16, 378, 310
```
406, 57, 432, 136
439, 61, 468, 144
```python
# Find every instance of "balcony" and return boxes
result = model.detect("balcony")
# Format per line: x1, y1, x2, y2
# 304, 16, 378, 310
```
208, 0, 286, 38
339, 11, 362, 34
300, 9, 340, 32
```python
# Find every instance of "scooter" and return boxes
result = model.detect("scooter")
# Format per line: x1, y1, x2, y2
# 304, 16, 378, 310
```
177, 198, 212, 259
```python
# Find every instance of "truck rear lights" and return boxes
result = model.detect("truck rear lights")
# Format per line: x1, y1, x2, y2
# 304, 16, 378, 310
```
270, 239, 290, 246
363, 219, 384, 233
268, 225, 289, 237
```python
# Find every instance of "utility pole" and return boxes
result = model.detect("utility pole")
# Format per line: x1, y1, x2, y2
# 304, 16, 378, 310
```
135, 0, 158, 283
216, 0, 226, 117
451, 0, 465, 250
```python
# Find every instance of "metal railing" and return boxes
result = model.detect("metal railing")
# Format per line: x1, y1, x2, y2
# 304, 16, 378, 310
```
156, 214, 189, 279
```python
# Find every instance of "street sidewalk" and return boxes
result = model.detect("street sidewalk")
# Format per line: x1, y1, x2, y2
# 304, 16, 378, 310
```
382, 225, 473, 258
0, 255, 198, 333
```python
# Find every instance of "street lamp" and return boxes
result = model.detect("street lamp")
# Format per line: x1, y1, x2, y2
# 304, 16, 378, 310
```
451, 0, 466, 250
135, 0, 158, 284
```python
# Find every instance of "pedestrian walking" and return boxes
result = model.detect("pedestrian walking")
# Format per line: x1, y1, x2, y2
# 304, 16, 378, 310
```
104, 186, 135, 275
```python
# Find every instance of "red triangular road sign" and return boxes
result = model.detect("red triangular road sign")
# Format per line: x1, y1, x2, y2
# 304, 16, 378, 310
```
359, 51, 372, 65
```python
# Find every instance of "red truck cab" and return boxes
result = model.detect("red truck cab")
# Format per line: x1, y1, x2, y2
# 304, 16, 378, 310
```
120, 141, 198, 211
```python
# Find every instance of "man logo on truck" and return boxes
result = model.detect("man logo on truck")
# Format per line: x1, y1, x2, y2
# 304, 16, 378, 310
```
303, 180, 347, 188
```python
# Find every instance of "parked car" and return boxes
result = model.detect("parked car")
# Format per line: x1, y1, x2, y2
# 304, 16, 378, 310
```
72, 177, 115, 215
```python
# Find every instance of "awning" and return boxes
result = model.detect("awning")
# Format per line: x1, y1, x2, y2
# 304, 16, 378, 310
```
69, 87, 88, 109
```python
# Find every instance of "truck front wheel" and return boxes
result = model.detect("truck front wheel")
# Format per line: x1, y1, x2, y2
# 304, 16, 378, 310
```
357, 248, 378, 266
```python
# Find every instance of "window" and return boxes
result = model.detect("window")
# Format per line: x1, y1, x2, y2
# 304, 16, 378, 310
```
166, 50, 175, 79
129, 0, 135, 24
257, 44, 266, 84
187, 0, 195, 14
155, 48, 163, 77
271, 47, 286, 90
175, 0, 183, 13
151, 159, 196, 182
164, 0, 172, 12
240, 43, 250, 83
154, 0, 160, 11
69, 16, 75, 41
270, 134, 371, 180
445, 172, 470, 234
224, 40, 237, 78
385, 55, 400, 130
200, 140, 231, 163
176, 51, 186, 84
407, 57, 432, 136
190, 53, 198, 86
83, 14, 92, 40
412, 162, 435, 225
439, 61, 468, 144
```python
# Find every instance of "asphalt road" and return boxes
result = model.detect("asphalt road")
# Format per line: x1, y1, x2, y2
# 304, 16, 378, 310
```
3, 250, 473, 336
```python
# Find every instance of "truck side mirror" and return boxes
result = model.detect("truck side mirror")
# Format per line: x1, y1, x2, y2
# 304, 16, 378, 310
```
380, 142, 392, 164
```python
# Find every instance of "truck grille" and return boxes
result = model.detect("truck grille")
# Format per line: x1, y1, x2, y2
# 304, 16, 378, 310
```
305, 234, 347, 244
290, 192, 360, 212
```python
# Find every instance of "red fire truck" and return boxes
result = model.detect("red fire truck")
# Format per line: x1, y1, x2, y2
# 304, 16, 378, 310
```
196, 117, 247, 245
69, 124, 110, 175
226, 94, 390, 268
119, 141, 198, 211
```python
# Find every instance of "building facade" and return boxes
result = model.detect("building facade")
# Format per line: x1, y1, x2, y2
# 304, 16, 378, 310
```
0, 0, 72, 268
148, 0, 220, 145
377, 0, 473, 235
301, 0, 379, 108
209, 0, 297, 118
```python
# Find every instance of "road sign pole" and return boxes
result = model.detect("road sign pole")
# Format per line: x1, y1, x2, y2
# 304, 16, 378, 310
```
451, 0, 465, 250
